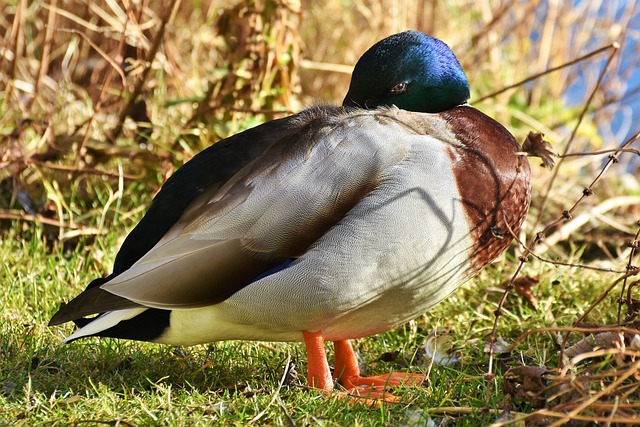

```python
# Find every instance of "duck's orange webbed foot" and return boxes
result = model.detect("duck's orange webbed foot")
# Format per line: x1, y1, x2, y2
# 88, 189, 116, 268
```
333, 340, 426, 404
303, 331, 425, 405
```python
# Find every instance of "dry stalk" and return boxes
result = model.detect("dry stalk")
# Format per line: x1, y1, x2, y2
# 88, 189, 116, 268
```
26, 0, 57, 114
72, 21, 129, 164
108, 0, 180, 143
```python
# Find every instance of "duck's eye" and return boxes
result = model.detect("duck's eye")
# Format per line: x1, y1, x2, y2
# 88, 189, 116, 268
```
390, 82, 409, 94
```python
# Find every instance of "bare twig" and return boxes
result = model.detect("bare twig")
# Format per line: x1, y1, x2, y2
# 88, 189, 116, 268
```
474, 43, 617, 103
57, 28, 127, 85
4, 0, 26, 107
617, 224, 640, 324
510, 325, 640, 351
549, 359, 640, 427
561, 147, 640, 158
0, 211, 80, 229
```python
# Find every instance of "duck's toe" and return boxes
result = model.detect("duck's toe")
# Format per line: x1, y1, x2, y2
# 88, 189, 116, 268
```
337, 372, 427, 404
341, 371, 427, 388
332, 339, 426, 404
303, 333, 426, 404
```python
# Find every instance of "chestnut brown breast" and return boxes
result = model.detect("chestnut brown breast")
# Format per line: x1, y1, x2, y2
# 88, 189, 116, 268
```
442, 105, 532, 271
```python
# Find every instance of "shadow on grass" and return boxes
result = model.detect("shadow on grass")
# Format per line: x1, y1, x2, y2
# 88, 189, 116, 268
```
4, 334, 302, 402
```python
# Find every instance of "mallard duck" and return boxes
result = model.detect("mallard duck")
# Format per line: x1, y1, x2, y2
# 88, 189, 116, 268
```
50, 31, 531, 401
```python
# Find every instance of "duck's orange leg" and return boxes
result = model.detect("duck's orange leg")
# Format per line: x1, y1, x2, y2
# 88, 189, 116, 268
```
302, 332, 425, 404
333, 339, 426, 403
302, 331, 334, 391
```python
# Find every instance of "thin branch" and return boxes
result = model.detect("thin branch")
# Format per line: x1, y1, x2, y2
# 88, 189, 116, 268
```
617, 224, 640, 324
4, 0, 26, 106
474, 43, 618, 103
57, 28, 127, 85
561, 147, 640, 158
27, 0, 57, 114
0, 211, 79, 229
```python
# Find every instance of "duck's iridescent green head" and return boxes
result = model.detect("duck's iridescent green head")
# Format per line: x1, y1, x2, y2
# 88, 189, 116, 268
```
343, 31, 470, 113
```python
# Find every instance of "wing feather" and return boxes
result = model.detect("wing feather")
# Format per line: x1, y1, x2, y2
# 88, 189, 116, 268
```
57, 107, 417, 315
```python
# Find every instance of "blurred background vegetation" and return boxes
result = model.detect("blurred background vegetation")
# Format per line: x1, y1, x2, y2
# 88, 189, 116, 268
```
1, 0, 639, 424
1, 0, 638, 248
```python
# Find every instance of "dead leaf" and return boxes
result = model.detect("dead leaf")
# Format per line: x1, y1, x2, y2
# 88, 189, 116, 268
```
564, 331, 624, 360
423, 328, 461, 366
521, 131, 556, 168
512, 275, 540, 310
484, 336, 512, 355
630, 334, 640, 350
503, 366, 548, 408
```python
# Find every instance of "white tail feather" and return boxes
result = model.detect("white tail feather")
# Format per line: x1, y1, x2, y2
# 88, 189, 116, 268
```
63, 308, 147, 343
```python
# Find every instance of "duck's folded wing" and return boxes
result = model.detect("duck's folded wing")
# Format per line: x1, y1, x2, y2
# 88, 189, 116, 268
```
95, 110, 414, 312
50, 113, 310, 326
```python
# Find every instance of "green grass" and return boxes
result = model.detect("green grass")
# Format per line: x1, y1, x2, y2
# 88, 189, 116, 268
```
0, 211, 623, 426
